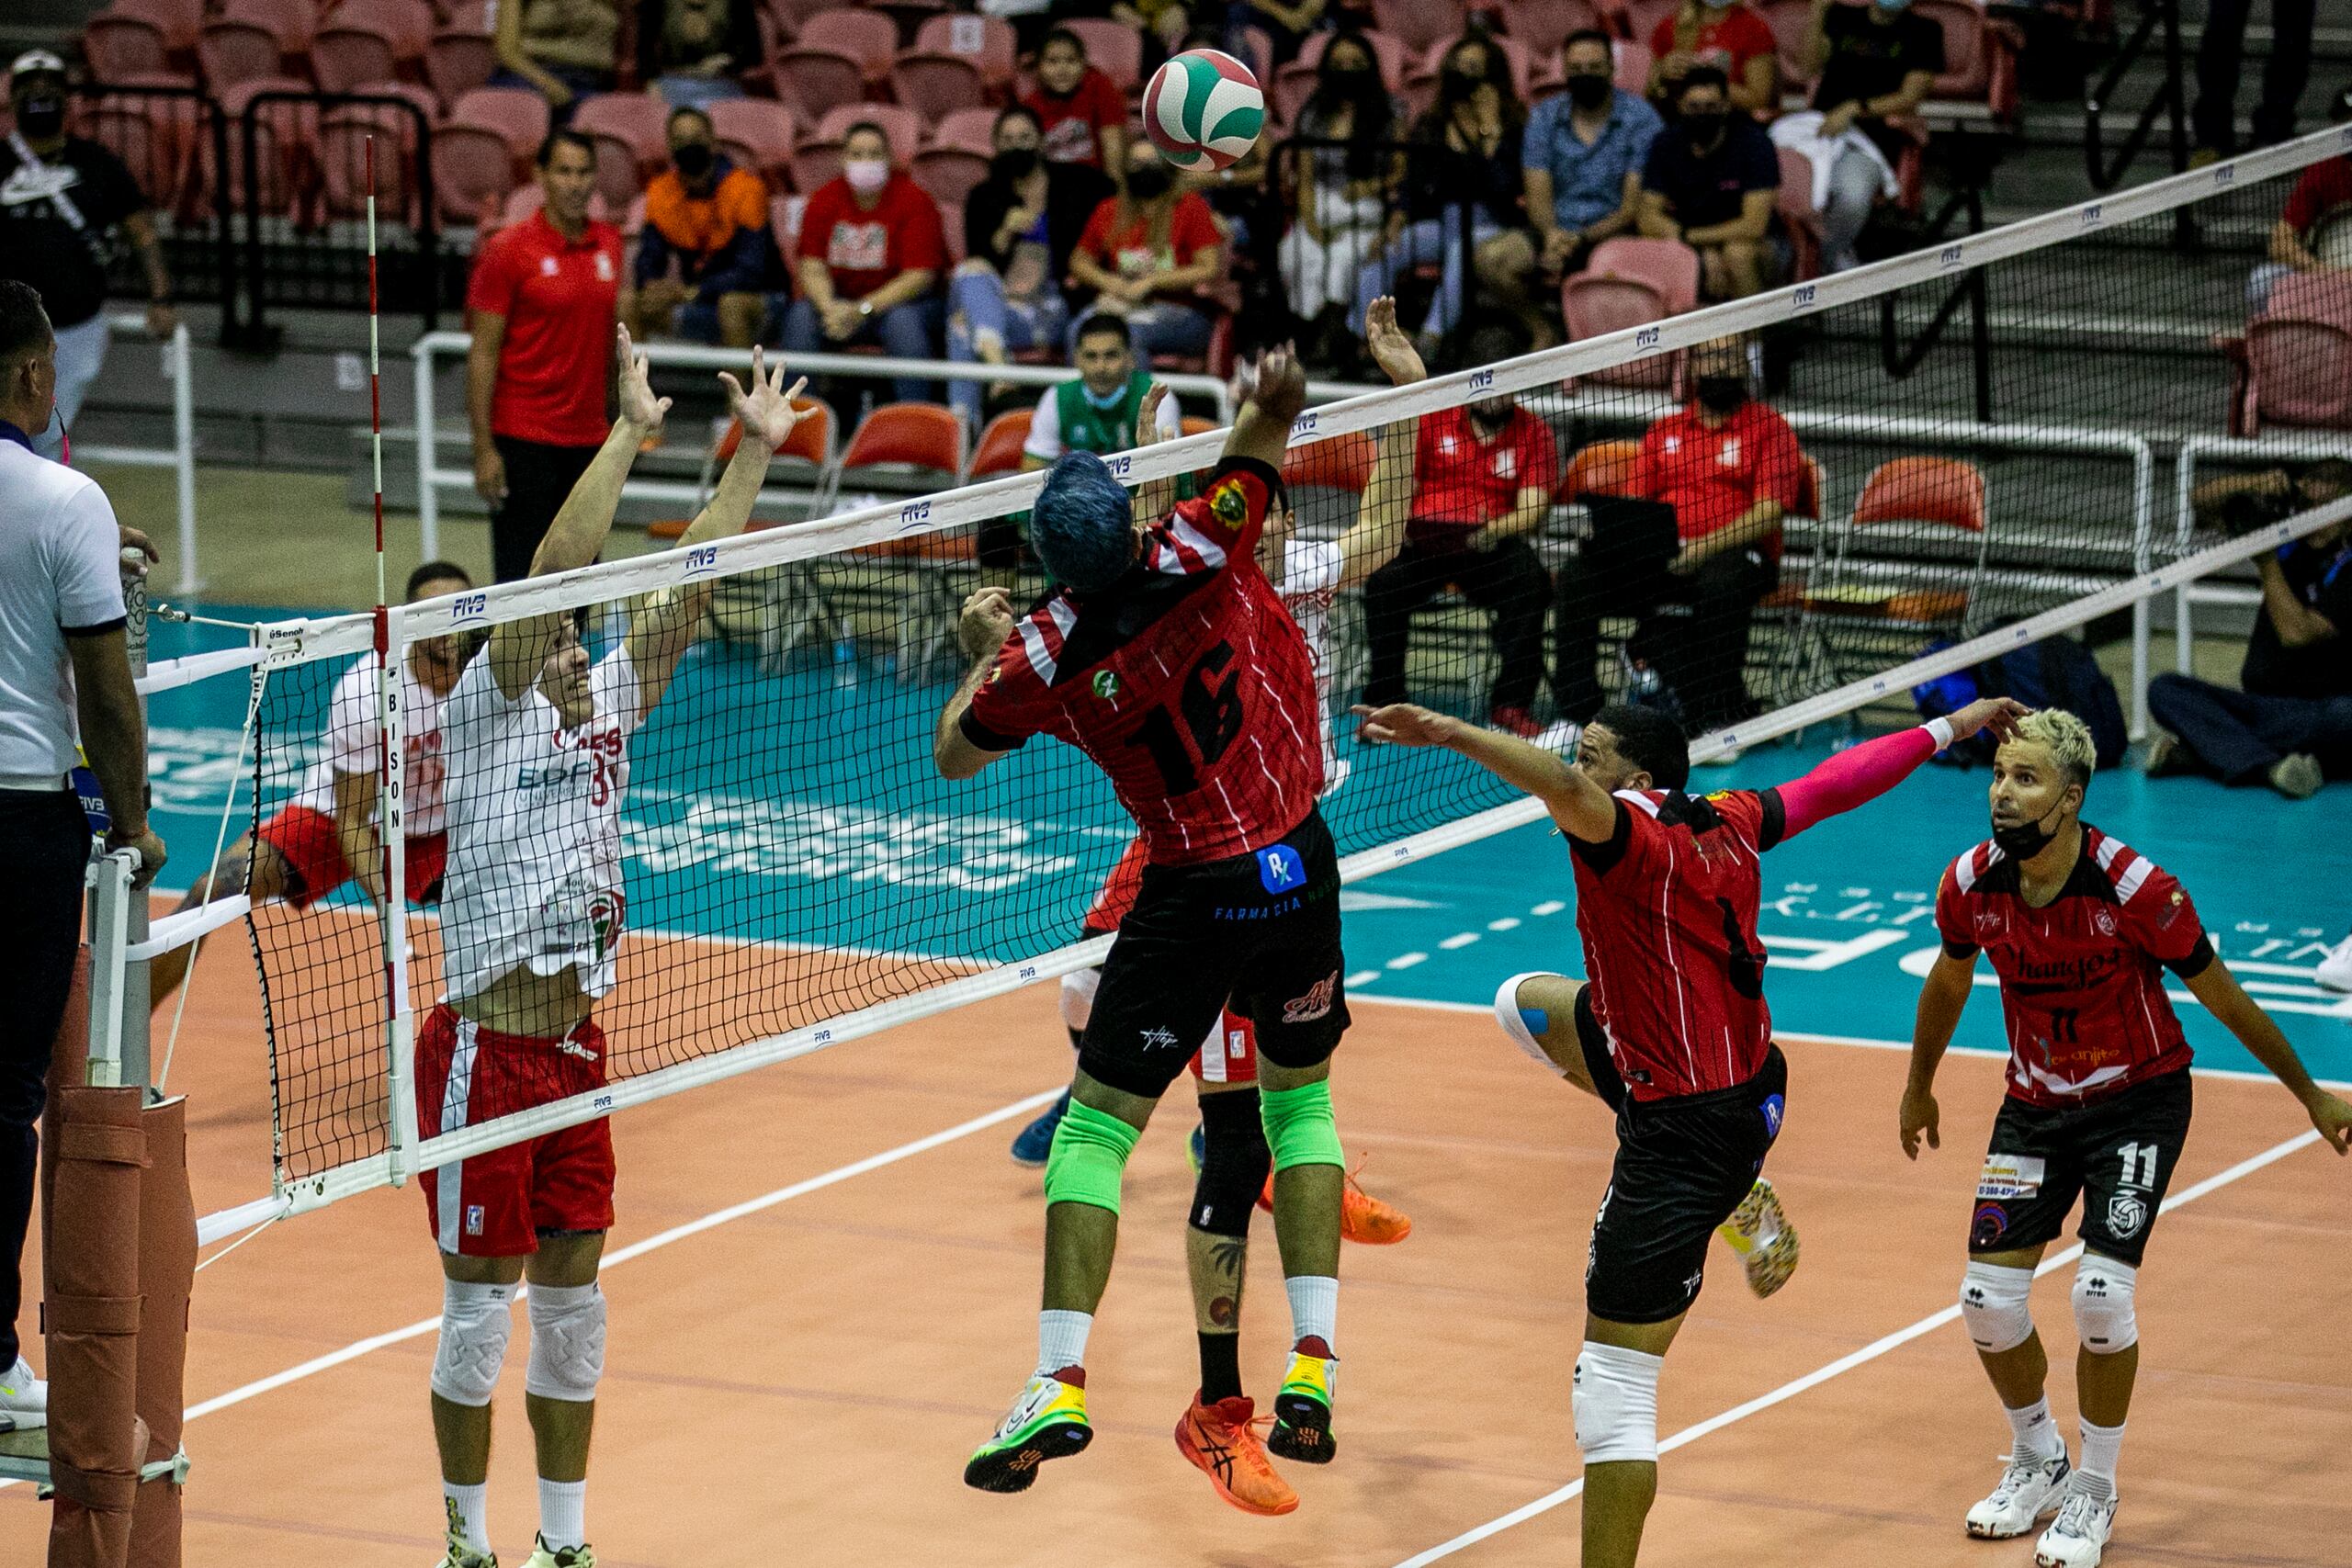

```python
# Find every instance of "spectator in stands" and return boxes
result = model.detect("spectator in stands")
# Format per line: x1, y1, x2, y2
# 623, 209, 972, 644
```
1277, 31, 1402, 356
0, 51, 175, 462
2194, 0, 2319, 158
1351, 32, 1529, 362
1197, 135, 1290, 351
624, 107, 771, 350
1649, 0, 1779, 119
466, 130, 624, 583
2145, 461, 2352, 800
492, 0, 622, 121
1487, 30, 1663, 348
783, 122, 947, 405
1360, 323, 1561, 741
1555, 335, 1795, 738
2247, 85, 2352, 313
1781, 0, 1942, 272
948, 107, 1114, 430
1236, 0, 1331, 68
636, 0, 761, 112
1068, 141, 1225, 363
1023, 27, 1131, 183
1639, 65, 1782, 299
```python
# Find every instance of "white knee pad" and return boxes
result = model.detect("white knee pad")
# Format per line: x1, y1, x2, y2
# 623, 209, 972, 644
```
1059, 967, 1100, 1033
2071, 1255, 2139, 1355
430, 1279, 516, 1408
1494, 973, 1569, 1077
1572, 1341, 1662, 1465
1959, 1262, 2036, 1355
524, 1282, 607, 1403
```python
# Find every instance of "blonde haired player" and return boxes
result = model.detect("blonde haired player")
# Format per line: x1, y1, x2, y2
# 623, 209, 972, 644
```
1905, 706, 2352, 1568
421, 332, 811, 1568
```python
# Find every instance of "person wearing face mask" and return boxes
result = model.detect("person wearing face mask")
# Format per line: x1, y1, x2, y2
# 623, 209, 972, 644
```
0, 51, 176, 461
1068, 144, 1226, 365
1021, 27, 1131, 179
1647, 0, 1779, 119
948, 107, 1114, 433
1359, 324, 1564, 742
1778, 0, 1942, 272
1908, 706, 2352, 1568
1638, 65, 1782, 299
1499, 30, 1664, 345
624, 107, 773, 349
784, 123, 946, 404
1554, 336, 1800, 741
1275, 32, 1402, 349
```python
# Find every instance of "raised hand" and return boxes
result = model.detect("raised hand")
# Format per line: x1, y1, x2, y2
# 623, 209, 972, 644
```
1135, 381, 1170, 446
614, 324, 672, 436
1351, 701, 1456, 749
1249, 341, 1308, 423
719, 345, 809, 453
1363, 296, 1425, 388
1949, 695, 2031, 744
959, 585, 1016, 661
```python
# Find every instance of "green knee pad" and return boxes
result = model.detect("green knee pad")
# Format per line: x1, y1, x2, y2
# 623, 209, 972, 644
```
1260, 1080, 1344, 1171
1043, 1100, 1142, 1213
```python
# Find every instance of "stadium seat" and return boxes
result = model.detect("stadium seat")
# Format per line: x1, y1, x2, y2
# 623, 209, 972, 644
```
1060, 17, 1143, 93
1283, 429, 1378, 494
572, 92, 669, 212
910, 12, 1016, 93
1562, 238, 1697, 389
83, 6, 180, 84
787, 138, 844, 195
930, 106, 999, 157
814, 103, 922, 164
1371, 0, 1467, 55
1499, 0, 1608, 58
1564, 438, 1645, 501
796, 7, 901, 83
1613, 40, 1653, 96
770, 191, 807, 256
197, 19, 287, 90
709, 98, 798, 186
425, 14, 497, 107
432, 86, 548, 221
940, 197, 966, 263
889, 52, 987, 120
2220, 273, 2352, 434
209, 75, 316, 221
319, 84, 438, 222
1624, 0, 1679, 48
1811, 456, 1989, 628
313, 1, 434, 94
1915, 0, 2022, 126
966, 409, 1031, 479
1758, 0, 1820, 96
769, 45, 866, 118
762, 0, 842, 41
837, 402, 967, 494
1775, 145, 1823, 280
1180, 414, 1217, 437
82, 73, 204, 215
910, 144, 989, 206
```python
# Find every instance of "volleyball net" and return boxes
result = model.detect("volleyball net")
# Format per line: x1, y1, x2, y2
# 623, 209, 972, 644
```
168, 125, 2352, 1238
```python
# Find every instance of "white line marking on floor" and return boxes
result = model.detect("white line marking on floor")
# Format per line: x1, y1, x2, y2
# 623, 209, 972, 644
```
1388, 1128, 2327, 1566
1387, 951, 1430, 969
1346, 970, 1382, 987
1439, 932, 1480, 950
1487, 918, 1521, 931
1532, 901, 1566, 916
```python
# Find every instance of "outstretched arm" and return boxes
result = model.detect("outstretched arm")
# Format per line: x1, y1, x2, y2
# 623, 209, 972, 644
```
1129, 382, 1181, 525
1353, 703, 1620, 842
2182, 960, 2352, 1152
1337, 296, 1424, 590
1772, 697, 2028, 840
1222, 342, 1307, 475
935, 586, 1018, 780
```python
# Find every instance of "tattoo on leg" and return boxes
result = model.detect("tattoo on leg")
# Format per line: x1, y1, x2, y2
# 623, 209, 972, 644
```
1209, 1294, 1238, 1327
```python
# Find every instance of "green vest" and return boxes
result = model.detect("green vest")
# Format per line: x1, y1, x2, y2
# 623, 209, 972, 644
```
1053, 369, 1157, 455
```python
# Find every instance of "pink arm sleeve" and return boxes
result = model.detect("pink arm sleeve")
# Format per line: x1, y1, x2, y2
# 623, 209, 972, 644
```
1773, 721, 1952, 841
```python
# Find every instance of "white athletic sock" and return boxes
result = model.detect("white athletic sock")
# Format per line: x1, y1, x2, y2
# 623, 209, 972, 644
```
1036, 1309, 1091, 1377
2076, 1417, 2126, 1493
538, 1476, 586, 1551
441, 1480, 490, 1555
1285, 1274, 1339, 1352
2004, 1395, 2066, 1461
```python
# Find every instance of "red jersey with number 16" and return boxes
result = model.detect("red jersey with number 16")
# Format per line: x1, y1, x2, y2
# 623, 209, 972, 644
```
1569, 786, 1792, 1101
1934, 827, 2209, 1108
959, 456, 1324, 866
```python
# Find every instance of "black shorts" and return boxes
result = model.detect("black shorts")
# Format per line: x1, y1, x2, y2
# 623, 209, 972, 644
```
1577, 988, 1788, 1325
1078, 807, 1348, 1099
1968, 1068, 2192, 1267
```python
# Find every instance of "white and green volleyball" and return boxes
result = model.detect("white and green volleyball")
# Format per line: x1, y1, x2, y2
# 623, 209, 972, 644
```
1141, 48, 1265, 173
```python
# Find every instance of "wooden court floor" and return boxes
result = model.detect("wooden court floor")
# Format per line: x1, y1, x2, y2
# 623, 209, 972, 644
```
4, 914, 2346, 1567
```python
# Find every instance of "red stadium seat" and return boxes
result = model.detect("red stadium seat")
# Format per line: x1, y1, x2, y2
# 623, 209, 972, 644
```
889, 52, 987, 120
2221, 273, 2352, 434
910, 12, 1015, 92
80, 73, 204, 215
966, 409, 1031, 479
797, 7, 901, 82
930, 106, 998, 157
1775, 145, 1823, 280
839, 403, 967, 497
760, 0, 840, 41
1372, 0, 1467, 54
939, 197, 966, 264
197, 20, 286, 90
1625, 0, 1680, 51
768, 46, 867, 119
432, 86, 548, 220
1613, 39, 1653, 96
313, 1, 434, 94
787, 138, 843, 195
1915, 0, 2022, 125
425, 15, 497, 107
1059, 17, 1142, 93
1499, 0, 1608, 58
1288, 28, 1409, 89
814, 103, 921, 164
209, 76, 316, 220
571, 92, 669, 212
708, 97, 798, 186
83, 9, 177, 84
1832, 456, 1989, 628
1561, 238, 1697, 390
909, 144, 989, 206
319, 83, 438, 222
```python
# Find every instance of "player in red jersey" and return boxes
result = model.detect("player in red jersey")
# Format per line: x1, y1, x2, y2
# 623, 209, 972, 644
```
1355, 693, 2026, 1568
937, 345, 1359, 1500
1903, 707, 2352, 1568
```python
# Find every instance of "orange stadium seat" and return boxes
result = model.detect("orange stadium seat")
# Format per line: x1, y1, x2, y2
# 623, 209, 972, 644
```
83, 4, 184, 84
197, 19, 286, 91
1837, 457, 1989, 626
1283, 429, 1378, 495
1917, 0, 2023, 124
966, 409, 1032, 480
1776, 145, 1823, 280
207, 76, 315, 220
2221, 274, 2352, 434
82, 73, 205, 214
1758, 0, 1820, 93
911, 12, 1016, 93
838, 403, 967, 494
1564, 438, 1645, 502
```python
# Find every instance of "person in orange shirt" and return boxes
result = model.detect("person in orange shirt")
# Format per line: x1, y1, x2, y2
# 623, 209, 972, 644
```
623, 105, 773, 348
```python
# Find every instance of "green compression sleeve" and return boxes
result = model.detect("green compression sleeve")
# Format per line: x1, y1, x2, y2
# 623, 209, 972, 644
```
1260, 1079, 1344, 1170
1043, 1099, 1143, 1213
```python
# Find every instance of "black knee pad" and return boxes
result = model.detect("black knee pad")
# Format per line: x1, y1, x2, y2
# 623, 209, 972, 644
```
1191, 1089, 1270, 1239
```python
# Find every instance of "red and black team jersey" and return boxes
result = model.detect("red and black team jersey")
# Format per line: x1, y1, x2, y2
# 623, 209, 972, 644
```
960, 457, 1324, 867
1570, 786, 1791, 1101
1935, 826, 2211, 1108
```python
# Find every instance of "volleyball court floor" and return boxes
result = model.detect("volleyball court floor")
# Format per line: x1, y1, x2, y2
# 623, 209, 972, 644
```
2, 609, 2345, 1566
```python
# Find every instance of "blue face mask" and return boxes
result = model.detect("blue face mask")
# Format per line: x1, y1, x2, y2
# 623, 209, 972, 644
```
1873, 0, 1911, 10
1080, 379, 1130, 411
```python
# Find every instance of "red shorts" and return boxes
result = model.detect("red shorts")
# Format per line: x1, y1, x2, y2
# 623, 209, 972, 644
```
1191, 1009, 1258, 1085
256, 804, 448, 908
415, 1002, 616, 1257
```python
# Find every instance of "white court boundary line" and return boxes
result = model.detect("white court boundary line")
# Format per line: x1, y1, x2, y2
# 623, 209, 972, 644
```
1389, 1124, 2330, 1567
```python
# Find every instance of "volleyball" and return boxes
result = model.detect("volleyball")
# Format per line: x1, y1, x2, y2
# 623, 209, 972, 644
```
1141, 48, 1265, 173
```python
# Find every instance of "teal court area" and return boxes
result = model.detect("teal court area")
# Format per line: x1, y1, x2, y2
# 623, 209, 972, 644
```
143, 604, 2352, 1088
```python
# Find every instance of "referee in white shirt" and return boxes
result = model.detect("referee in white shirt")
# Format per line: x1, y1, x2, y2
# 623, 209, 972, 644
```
0, 277, 164, 1432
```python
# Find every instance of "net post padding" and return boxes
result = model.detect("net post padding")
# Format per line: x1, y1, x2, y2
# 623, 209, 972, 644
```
128, 1097, 194, 1568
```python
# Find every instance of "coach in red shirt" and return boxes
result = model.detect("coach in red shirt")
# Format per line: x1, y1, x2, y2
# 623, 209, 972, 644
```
1360, 325, 1559, 737
1555, 335, 1801, 737
466, 129, 623, 582
782, 121, 945, 404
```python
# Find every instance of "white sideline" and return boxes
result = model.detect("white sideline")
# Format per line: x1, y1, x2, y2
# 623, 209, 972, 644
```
1388, 1127, 2328, 1568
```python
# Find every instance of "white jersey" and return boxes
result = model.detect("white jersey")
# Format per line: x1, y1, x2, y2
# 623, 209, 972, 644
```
293, 651, 450, 838
1276, 537, 1346, 794
437, 645, 646, 1004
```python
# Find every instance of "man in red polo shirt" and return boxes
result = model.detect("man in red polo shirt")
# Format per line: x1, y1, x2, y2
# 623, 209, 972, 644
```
467, 129, 623, 582
782, 120, 945, 404
1555, 334, 1801, 741
1360, 324, 1562, 739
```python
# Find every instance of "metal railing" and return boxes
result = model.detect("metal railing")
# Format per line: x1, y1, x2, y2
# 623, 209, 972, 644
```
2086, 0, 2192, 193
74, 316, 203, 592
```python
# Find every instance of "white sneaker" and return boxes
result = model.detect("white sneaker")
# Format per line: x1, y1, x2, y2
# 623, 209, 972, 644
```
1965, 1450, 2071, 1539
2318, 931, 2352, 994
0, 1356, 44, 1433
2035, 1482, 2117, 1567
